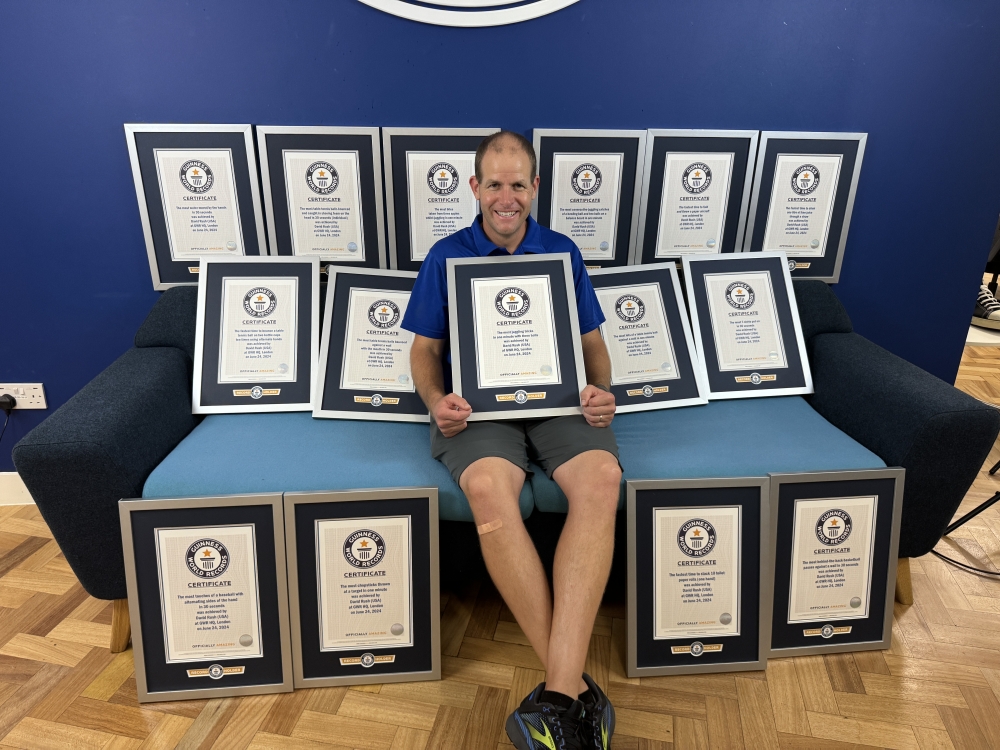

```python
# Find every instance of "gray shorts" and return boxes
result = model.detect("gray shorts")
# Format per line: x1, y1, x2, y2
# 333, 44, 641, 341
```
430, 415, 620, 485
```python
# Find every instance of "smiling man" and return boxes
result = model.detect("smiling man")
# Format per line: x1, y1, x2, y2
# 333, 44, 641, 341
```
401, 131, 620, 750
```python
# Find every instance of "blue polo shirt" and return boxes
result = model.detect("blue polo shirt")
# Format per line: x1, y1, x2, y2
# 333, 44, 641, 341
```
401, 215, 604, 342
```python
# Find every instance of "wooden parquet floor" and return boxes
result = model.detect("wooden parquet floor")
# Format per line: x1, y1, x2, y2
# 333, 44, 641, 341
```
3, 350, 1000, 748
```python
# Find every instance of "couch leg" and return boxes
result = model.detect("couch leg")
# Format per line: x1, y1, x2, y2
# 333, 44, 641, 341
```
894, 557, 913, 605
110, 599, 131, 653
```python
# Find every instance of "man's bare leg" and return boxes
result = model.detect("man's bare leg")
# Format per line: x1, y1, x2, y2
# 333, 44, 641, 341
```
460, 457, 553, 668
545, 450, 621, 697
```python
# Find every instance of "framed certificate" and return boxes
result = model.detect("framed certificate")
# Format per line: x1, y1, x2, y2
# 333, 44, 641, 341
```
447, 254, 586, 421
124, 124, 267, 290
382, 127, 499, 272
314, 266, 427, 422
257, 126, 386, 268
627, 478, 773, 676
532, 129, 646, 268
588, 263, 708, 411
743, 132, 867, 282
682, 252, 812, 399
768, 469, 903, 656
634, 130, 759, 264
193, 256, 320, 413
284, 488, 440, 688
119, 493, 293, 702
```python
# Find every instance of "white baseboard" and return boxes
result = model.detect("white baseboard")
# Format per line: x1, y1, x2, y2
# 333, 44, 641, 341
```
0, 472, 34, 505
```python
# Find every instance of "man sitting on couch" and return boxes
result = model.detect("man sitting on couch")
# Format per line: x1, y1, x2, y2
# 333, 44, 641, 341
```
403, 131, 621, 750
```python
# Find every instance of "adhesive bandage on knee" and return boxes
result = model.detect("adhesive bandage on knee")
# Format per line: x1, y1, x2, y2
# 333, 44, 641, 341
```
476, 519, 503, 535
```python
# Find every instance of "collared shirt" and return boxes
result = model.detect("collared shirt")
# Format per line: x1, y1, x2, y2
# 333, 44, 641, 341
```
401, 214, 604, 341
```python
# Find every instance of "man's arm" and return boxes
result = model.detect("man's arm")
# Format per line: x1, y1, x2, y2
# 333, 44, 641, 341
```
579, 329, 616, 428
410, 334, 472, 437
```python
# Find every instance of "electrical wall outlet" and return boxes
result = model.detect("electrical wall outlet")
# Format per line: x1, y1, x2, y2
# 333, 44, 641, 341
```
0, 384, 47, 409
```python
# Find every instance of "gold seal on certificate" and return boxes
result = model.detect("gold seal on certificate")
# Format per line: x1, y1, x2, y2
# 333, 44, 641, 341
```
340, 289, 415, 392
788, 496, 878, 623
472, 275, 561, 390
653, 507, 741, 639
763, 155, 843, 256
596, 283, 679, 385
154, 149, 245, 260
549, 153, 623, 260
656, 153, 734, 257
704, 271, 787, 372
218, 277, 299, 384
316, 517, 413, 651
282, 150, 365, 259
406, 153, 478, 262
154, 525, 263, 663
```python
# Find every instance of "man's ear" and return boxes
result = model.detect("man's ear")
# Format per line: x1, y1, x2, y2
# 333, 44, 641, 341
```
531, 174, 540, 199
469, 175, 481, 201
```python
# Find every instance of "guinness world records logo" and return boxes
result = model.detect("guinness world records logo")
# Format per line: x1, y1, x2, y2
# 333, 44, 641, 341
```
791, 165, 820, 195
244, 288, 277, 317
677, 519, 717, 557
571, 164, 602, 196
306, 162, 339, 194
180, 160, 214, 193
427, 163, 459, 195
682, 163, 712, 194
815, 509, 853, 545
725, 282, 754, 310
368, 300, 400, 329
186, 539, 230, 578
495, 287, 530, 317
615, 295, 645, 322
343, 530, 386, 568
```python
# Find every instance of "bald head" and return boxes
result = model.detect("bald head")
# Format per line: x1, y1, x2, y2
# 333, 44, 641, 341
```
475, 131, 537, 182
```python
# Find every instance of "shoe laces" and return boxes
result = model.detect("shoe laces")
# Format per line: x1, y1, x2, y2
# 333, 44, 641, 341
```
541, 702, 586, 749
979, 287, 1000, 312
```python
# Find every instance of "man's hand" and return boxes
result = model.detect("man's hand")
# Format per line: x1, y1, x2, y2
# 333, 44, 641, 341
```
581, 384, 615, 428
433, 393, 473, 437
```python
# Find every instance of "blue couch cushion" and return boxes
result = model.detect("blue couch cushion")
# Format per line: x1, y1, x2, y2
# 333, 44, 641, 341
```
142, 413, 534, 522
530, 396, 886, 513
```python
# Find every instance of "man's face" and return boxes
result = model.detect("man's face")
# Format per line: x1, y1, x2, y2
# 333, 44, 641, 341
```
470, 144, 540, 243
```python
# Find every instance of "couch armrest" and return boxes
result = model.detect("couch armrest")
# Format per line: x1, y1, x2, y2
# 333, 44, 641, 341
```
12, 346, 197, 600
807, 332, 1000, 558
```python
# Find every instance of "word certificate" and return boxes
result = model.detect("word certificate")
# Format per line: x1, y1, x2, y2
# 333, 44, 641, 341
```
704, 271, 787, 372
763, 154, 842, 256
316, 516, 413, 651
549, 153, 623, 260
155, 524, 263, 663
654, 507, 741, 639
407, 152, 478, 262
471, 275, 561, 390
154, 148, 244, 260
788, 496, 878, 623
656, 152, 734, 257
283, 150, 365, 259
218, 277, 299, 383
596, 283, 679, 385
340, 288, 416, 392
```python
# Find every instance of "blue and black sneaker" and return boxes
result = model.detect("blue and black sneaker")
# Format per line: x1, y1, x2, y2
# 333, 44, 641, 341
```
505, 683, 587, 750
578, 673, 615, 750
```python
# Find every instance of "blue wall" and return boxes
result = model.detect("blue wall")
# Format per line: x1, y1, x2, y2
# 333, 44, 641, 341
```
2, 1, 1000, 471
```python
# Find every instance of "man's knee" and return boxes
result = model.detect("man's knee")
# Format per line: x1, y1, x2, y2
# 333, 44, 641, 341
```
460, 458, 524, 515
561, 452, 621, 515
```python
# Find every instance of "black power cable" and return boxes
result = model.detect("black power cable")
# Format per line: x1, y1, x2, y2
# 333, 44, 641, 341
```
0, 394, 14, 446
931, 549, 1000, 577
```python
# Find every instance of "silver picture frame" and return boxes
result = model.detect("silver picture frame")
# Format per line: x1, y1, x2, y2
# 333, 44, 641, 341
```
766, 468, 904, 658
256, 126, 386, 268
743, 131, 868, 283
119, 493, 294, 703
193, 255, 320, 414
447, 253, 587, 421
627, 477, 774, 677
313, 265, 427, 422
634, 129, 759, 264
124, 123, 268, 291
382, 127, 500, 270
283, 488, 441, 688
